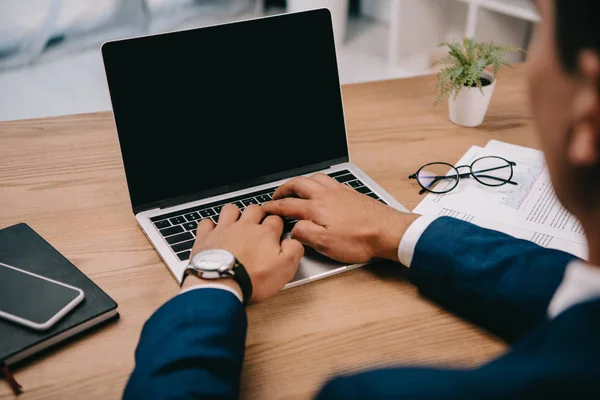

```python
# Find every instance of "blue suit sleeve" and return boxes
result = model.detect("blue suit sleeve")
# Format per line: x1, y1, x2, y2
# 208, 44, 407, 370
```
315, 217, 589, 400
123, 288, 246, 400
317, 300, 600, 400
408, 217, 577, 341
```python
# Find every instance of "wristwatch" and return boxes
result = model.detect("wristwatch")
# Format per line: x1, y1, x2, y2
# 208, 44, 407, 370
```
183, 249, 253, 304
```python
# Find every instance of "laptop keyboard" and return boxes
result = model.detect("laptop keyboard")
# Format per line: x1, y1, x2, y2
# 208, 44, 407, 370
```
149, 170, 388, 262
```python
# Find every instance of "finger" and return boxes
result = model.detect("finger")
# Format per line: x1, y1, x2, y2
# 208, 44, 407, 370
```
262, 215, 284, 237
239, 204, 265, 224
272, 176, 323, 200
217, 203, 241, 227
291, 220, 327, 249
195, 218, 216, 240
310, 172, 353, 192
262, 198, 312, 220
340, 183, 355, 193
191, 218, 216, 255
310, 172, 340, 189
280, 238, 305, 268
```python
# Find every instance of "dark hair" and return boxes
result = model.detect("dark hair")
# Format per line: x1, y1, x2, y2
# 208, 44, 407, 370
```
555, 1, 600, 72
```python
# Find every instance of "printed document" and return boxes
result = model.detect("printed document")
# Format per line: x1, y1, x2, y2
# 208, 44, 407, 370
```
413, 140, 588, 259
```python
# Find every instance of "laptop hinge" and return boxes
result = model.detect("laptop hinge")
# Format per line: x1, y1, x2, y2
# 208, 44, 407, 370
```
142, 157, 348, 213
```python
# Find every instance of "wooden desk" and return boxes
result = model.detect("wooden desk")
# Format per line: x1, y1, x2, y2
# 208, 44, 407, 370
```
0, 64, 538, 399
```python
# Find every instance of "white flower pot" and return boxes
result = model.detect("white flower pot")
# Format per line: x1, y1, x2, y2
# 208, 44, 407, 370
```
448, 70, 497, 127
287, 0, 349, 46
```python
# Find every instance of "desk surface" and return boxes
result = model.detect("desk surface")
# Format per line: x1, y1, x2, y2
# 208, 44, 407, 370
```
0, 64, 539, 399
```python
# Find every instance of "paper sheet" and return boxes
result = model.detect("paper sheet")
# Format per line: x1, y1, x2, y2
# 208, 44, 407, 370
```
413, 141, 588, 259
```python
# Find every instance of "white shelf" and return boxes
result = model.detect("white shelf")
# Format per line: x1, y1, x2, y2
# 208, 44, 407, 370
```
385, 0, 535, 77
479, 0, 540, 22
456, 0, 540, 23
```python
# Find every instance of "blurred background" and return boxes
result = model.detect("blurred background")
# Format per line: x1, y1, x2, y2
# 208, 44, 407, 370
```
0, 0, 537, 121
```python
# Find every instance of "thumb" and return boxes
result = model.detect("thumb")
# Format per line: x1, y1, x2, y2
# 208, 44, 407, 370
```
280, 238, 304, 282
290, 220, 327, 251
280, 237, 304, 265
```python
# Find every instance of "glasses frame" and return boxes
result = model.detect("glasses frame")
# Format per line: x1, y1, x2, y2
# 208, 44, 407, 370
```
409, 156, 518, 195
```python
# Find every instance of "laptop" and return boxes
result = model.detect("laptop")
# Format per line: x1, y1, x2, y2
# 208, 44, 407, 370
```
101, 9, 409, 287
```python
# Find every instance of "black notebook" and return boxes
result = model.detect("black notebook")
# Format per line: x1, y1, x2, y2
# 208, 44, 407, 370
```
0, 223, 119, 366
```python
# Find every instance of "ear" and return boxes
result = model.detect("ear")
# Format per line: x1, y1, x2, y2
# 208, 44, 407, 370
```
569, 51, 600, 167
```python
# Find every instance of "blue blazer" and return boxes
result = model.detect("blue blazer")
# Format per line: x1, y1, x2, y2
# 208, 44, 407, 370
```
124, 217, 600, 399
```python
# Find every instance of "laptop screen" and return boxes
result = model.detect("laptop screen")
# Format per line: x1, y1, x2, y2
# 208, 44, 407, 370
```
102, 9, 348, 211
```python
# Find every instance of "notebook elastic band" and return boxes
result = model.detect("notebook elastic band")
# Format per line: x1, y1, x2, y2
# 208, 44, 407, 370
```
1, 362, 22, 395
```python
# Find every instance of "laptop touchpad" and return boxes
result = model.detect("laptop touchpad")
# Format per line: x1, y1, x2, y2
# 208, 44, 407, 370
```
291, 246, 346, 283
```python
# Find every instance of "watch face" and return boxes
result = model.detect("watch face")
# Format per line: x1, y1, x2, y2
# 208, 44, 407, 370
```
192, 250, 235, 272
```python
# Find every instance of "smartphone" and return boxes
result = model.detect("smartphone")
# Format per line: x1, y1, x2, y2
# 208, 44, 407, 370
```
0, 262, 84, 331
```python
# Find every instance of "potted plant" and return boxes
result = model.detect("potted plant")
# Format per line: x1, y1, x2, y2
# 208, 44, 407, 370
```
433, 38, 521, 127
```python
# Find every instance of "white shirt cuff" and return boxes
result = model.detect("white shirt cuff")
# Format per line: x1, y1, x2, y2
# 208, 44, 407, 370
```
548, 260, 600, 319
179, 283, 243, 303
398, 216, 438, 267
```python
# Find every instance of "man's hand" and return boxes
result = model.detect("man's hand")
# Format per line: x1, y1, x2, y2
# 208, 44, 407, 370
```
262, 173, 420, 264
188, 204, 304, 302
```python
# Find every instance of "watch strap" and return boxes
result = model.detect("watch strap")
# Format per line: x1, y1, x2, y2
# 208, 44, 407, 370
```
181, 266, 197, 286
231, 262, 253, 305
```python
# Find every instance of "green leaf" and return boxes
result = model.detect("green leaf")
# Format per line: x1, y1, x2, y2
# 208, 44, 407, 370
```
442, 41, 468, 66
434, 37, 520, 104
431, 55, 459, 68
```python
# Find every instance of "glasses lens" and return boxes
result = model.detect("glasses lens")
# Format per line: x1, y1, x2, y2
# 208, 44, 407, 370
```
417, 163, 459, 193
471, 157, 513, 186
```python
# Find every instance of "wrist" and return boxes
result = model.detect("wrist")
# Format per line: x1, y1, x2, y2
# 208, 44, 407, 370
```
372, 212, 421, 262
181, 274, 243, 298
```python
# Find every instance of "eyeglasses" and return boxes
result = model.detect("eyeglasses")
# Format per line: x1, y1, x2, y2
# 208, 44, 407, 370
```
409, 156, 518, 195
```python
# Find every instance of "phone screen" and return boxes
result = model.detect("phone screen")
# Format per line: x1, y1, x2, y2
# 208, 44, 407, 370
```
0, 263, 82, 325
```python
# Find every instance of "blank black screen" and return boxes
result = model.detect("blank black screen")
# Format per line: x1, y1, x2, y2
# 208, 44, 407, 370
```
0, 264, 80, 325
102, 9, 348, 210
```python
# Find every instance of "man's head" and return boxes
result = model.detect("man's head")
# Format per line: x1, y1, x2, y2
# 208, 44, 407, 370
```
528, 0, 600, 221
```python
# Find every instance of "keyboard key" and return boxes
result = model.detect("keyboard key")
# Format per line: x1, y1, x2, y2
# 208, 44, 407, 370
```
172, 239, 195, 253
166, 232, 194, 245
348, 180, 363, 189
366, 192, 379, 200
328, 169, 351, 178
334, 173, 357, 183
183, 222, 197, 231
214, 205, 223, 213
233, 201, 244, 208
169, 216, 186, 225
200, 208, 216, 217
177, 251, 191, 261
356, 186, 371, 194
160, 225, 184, 237
256, 194, 271, 203
242, 198, 259, 206
211, 216, 219, 224
154, 220, 171, 229
184, 212, 201, 221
